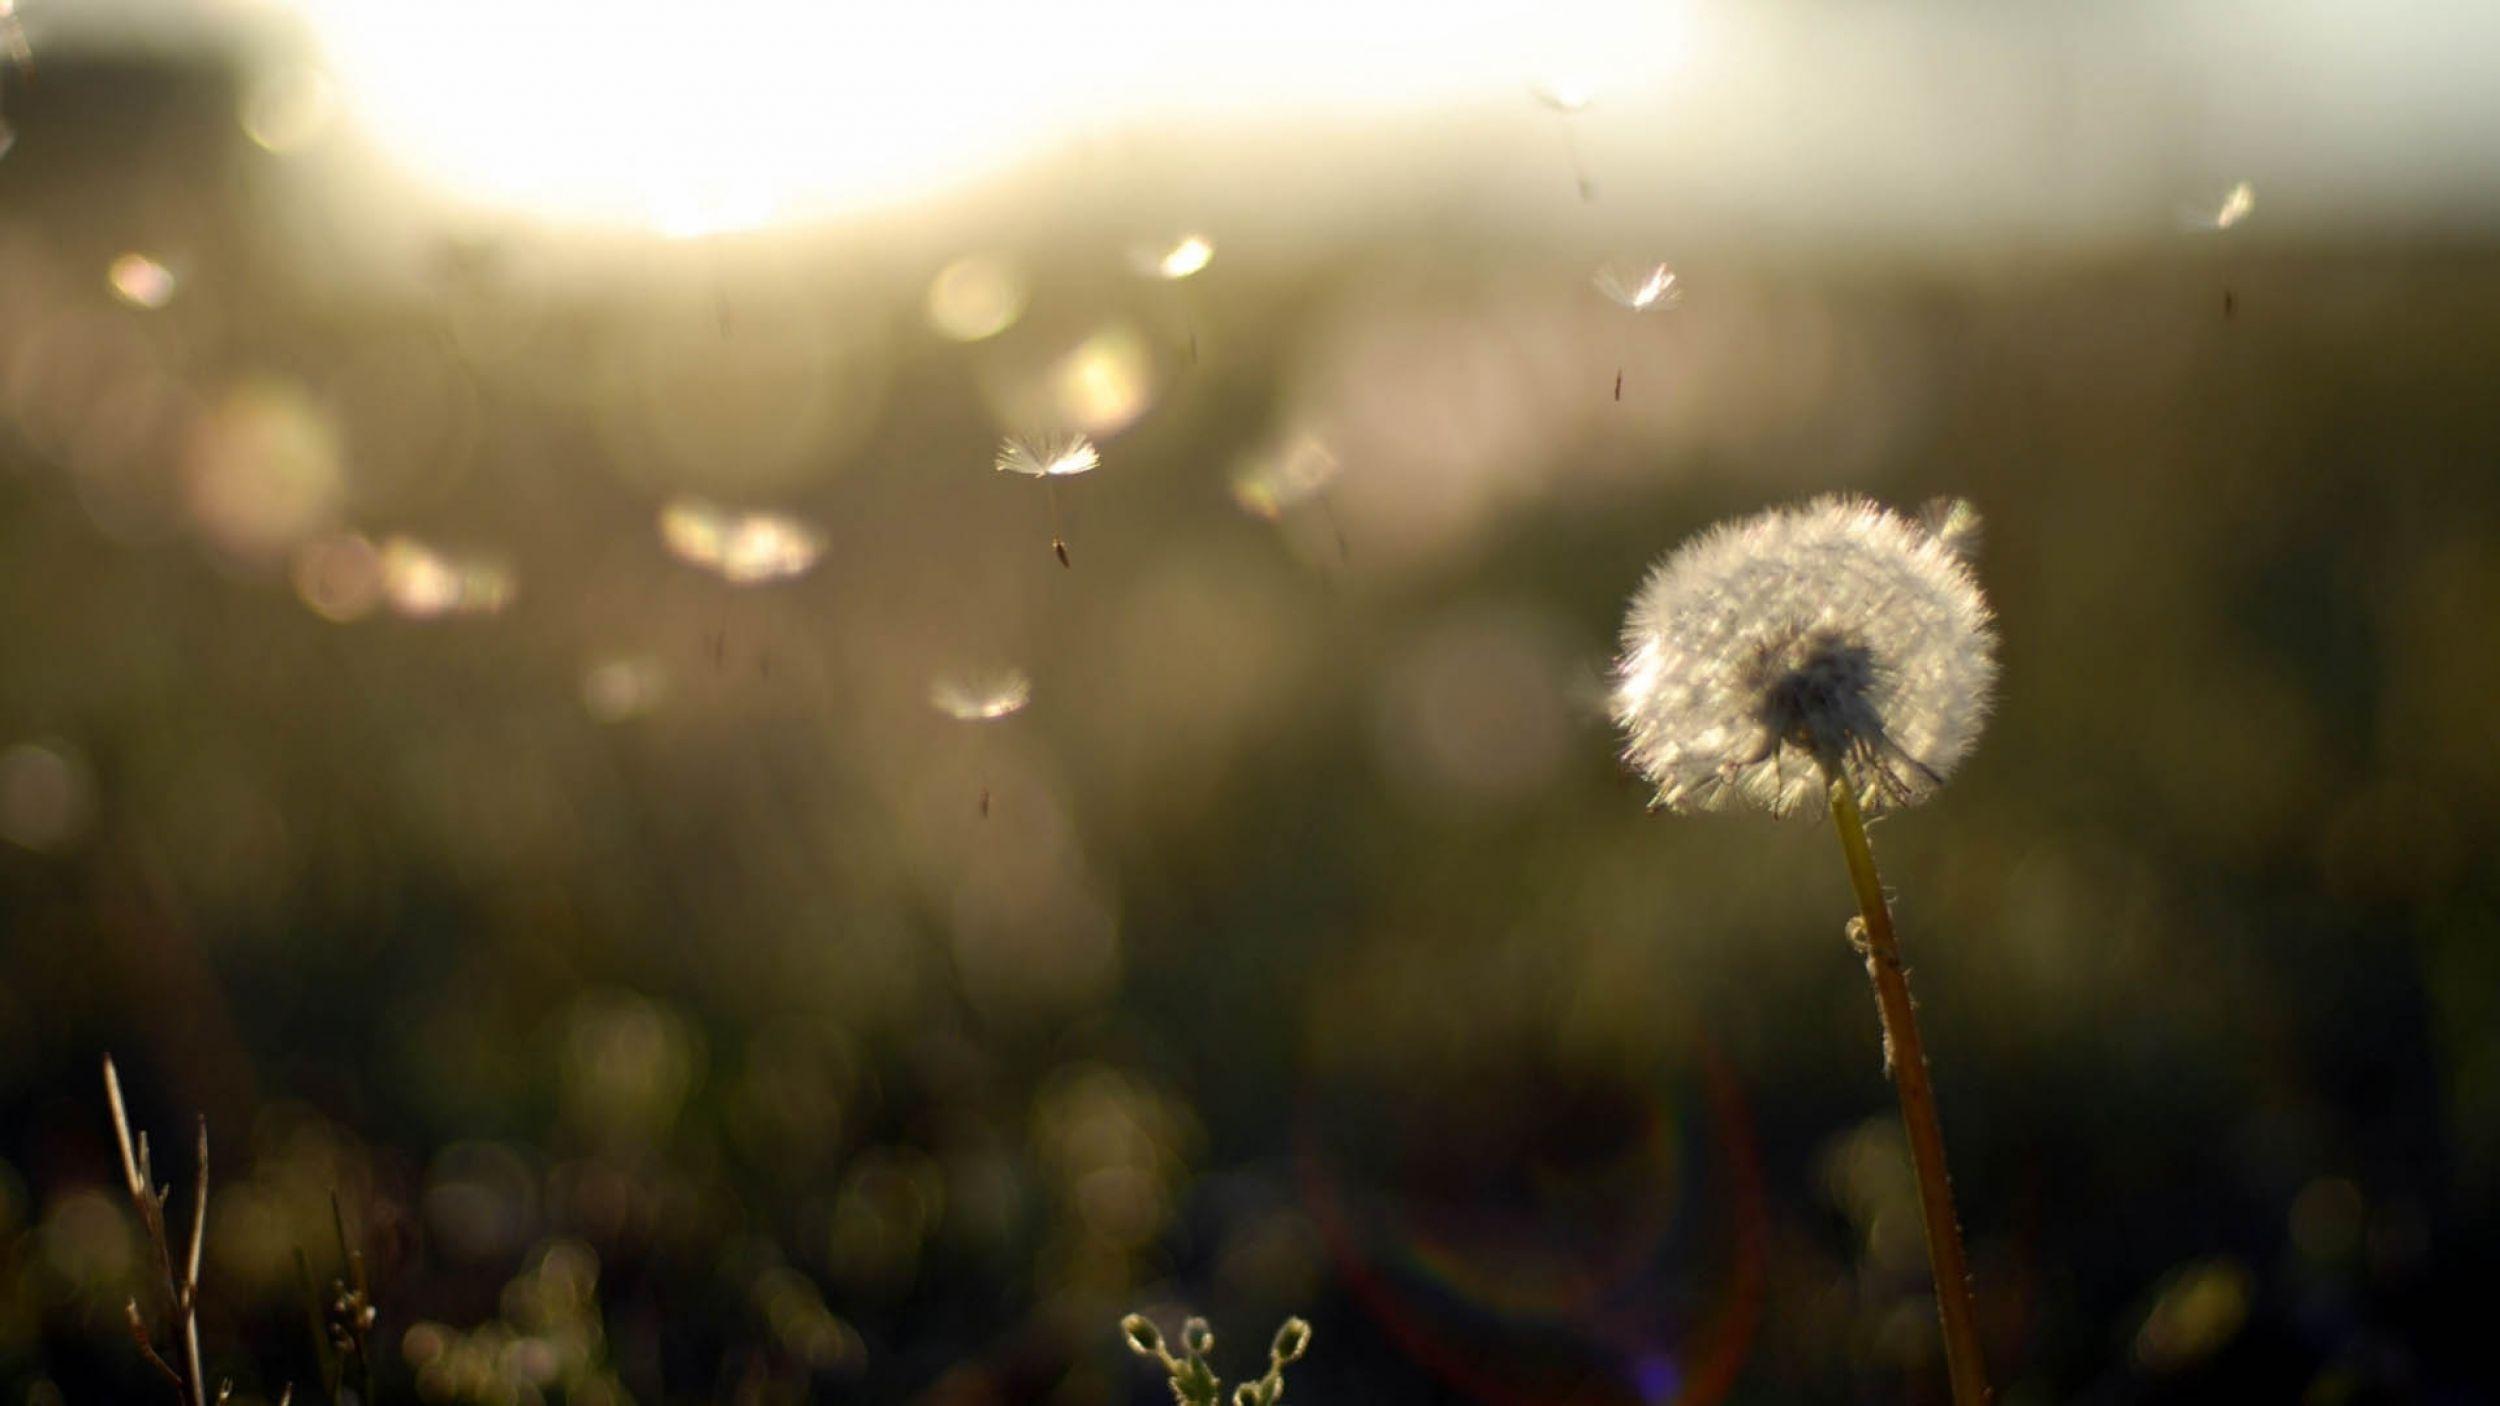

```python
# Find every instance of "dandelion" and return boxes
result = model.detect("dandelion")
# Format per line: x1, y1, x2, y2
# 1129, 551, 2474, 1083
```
932, 666, 1031, 816
994, 433, 1098, 567
1129, 234, 1214, 282
2184, 179, 2255, 233
1592, 261, 1681, 400
1612, 494, 1997, 1406
1126, 236, 1214, 364
1594, 262, 1681, 313
1529, 78, 1598, 200
1530, 77, 1595, 115
929, 668, 1031, 722
2180, 180, 2256, 318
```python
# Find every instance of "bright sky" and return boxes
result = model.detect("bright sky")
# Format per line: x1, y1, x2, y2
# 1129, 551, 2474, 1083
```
281, 0, 1694, 233
28, 0, 2500, 241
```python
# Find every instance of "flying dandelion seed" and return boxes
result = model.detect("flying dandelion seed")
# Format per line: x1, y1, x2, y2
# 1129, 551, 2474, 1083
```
2180, 181, 2256, 317
107, 254, 178, 310
1131, 234, 1214, 282
656, 497, 825, 584
1531, 78, 1595, 115
995, 433, 1099, 567
1529, 79, 1598, 200
1612, 495, 1995, 817
2202, 180, 2256, 231
931, 667, 1031, 818
1125, 239, 1214, 364
995, 433, 1100, 480
1593, 262, 1681, 400
1595, 262, 1681, 312
929, 668, 1032, 722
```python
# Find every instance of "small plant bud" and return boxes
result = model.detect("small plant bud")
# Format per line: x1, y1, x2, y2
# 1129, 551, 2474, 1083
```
1181, 1317, 1215, 1356
1270, 1317, 1311, 1365
1170, 1356, 1220, 1406
1121, 1314, 1164, 1359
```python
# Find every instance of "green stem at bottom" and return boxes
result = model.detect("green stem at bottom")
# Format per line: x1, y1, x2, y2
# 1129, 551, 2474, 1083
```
1827, 773, 1991, 1406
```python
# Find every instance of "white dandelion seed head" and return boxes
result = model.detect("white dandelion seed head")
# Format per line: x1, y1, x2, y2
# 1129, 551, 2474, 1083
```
1612, 495, 1997, 817
995, 433, 1099, 478
2180, 180, 2255, 233
929, 667, 1032, 722
1128, 234, 1214, 281
1531, 79, 1596, 115
1594, 262, 1682, 312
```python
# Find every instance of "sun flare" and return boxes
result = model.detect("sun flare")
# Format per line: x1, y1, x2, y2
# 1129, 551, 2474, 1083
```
288, 0, 1692, 232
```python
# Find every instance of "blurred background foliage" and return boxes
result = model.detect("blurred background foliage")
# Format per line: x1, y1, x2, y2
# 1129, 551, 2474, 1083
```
0, 3, 2497, 1403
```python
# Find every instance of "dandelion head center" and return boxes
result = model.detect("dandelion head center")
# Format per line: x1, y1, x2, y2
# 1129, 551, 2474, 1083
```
1741, 628, 1886, 769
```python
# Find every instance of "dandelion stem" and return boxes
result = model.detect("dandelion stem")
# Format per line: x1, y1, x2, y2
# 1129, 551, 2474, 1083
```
1825, 772, 1990, 1406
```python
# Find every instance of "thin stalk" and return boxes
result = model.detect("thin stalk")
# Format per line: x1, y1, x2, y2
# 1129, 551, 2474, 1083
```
1826, 773, 1990, 1406
183, 1117, 210, 1406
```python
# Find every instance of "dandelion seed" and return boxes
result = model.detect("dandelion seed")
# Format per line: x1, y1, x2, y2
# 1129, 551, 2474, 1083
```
2180, 181, 2255, 318
1594, 262, 1681, 312
1612, 495, 1996, 816
929, 668, 1032, 722
1594, 262, 1681, 400
1131, 234, 1214, 282
933, 667, 1030, 820
2182, 180, 2255, 232
994, 433, 1098, 479
1531, 78, 1596, 115
657, 497, 824, 584
2213, 180, 2255, 230
995, 433, 1098, 566
1530, 80, 1598, 199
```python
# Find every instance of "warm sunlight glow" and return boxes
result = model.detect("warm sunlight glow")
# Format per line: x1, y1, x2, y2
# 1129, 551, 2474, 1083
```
290, 1, 1693, 231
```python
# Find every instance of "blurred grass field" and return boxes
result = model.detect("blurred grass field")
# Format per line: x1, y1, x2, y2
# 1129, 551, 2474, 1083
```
0, 25, 2496, 1406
